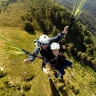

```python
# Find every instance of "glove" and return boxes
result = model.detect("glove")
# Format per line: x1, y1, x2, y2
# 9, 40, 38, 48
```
29, 55, 35, 62
24, 58, 31, 64
62, 26, 69, 34
43, 68, 49, 74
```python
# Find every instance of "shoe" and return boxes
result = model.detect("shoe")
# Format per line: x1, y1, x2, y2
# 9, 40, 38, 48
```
58, 72, 62, 77
53, 71, 58, 78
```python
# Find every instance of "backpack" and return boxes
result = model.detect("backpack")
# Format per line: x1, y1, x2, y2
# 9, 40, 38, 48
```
34, 38, 41, 48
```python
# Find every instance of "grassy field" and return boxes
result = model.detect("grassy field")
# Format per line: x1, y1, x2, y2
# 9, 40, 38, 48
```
0, 27, 52, 96
0, 0, 96, 96
0, 27, 96, 96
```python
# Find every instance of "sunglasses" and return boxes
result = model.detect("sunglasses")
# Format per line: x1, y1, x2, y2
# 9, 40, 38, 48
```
41, 43, 49, 46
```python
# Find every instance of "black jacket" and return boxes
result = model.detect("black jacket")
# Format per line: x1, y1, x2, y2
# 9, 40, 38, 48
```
49, 53, 66, 69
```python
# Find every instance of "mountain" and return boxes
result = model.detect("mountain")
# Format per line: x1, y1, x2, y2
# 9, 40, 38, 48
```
0, 0, 96, 96
84, 0, 96, 17
55, 0, 96, 17
55, 0, 96, 35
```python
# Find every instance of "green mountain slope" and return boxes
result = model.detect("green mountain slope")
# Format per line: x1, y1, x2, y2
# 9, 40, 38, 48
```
0, 27, 96, 96
0, 0, 33, 27
0, 0, 54, 28
0, 27, 51, 96
0, 0, 96, 96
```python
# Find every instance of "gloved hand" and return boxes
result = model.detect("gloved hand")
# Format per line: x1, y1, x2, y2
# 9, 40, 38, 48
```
29, 55, 35, 62
62, 26, 69, 34
24, 56, 35, 64
43, 68, 49, 74
24, 58, 31, 64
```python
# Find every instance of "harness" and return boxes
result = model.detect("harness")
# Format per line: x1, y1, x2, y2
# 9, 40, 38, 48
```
50, 53, 65, 68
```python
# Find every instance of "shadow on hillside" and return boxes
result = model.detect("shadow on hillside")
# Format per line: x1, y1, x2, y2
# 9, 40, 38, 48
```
27, 31, 36, 35
71, 54, 96, 72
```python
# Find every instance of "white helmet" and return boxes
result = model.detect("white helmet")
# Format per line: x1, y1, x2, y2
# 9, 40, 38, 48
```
39, 35, 50, 44
51, 42, 60, 50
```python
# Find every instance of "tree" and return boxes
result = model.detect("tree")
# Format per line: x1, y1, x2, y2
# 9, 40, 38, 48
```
46, 19, 53, 33
52, 25, 60, 36
84, 36, 92, 44
23, 21, 35, 34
